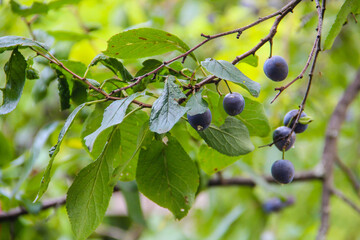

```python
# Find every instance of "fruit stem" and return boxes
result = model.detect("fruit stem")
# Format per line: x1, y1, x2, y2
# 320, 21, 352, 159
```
224, 80, 232, 94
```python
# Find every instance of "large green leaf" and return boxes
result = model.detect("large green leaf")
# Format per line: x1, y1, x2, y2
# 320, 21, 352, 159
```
197, 144, 239, 175
111, 113, 150, 183
0, 36, 48, 53
88, 54, 133, 81
67, 128, 120, 240
198, 117, 254, 156
235, 96, 270, 137
84, 92, 143, 151
136, 136, 199, 219
149, 76, 188, 134
0, 48, 27, 115
324, 0, 360, 50
35, 104, 86, 201
186, 90, 208, 115
103, 28, 196, 61
201, 58, 261, 97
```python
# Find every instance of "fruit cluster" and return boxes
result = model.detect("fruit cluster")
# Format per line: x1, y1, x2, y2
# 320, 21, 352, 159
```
264, 56, 310, 184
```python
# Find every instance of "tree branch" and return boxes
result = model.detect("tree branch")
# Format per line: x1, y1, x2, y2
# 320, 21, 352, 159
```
208, 170, 323, 187
0, 197, 66, 222
110, 0, 302, 95
317, 69, 360, 240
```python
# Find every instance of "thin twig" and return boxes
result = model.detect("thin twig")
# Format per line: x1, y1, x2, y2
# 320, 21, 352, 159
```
335, 156, 360, 196
110, 0, 302, 96
196, 0, 302, 89
331, 188, 360, 214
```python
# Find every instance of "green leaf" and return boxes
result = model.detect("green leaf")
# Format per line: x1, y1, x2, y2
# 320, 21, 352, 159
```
81, 103, 111, 160
201, 58, 261, 97
10, 0, 48, 17
0, 48, 27, 115
35, 104, 86, 201
88, 54, 133, 81
84, 93, 143, 151
198, 117, 254, 156
186, 90, 208, 115
0, 36, 48, 53
203, 89, 227, 126
103, 28, 196, 61
235, 96, 270, 137
324, 0, 360, 50
240, 54, 259, 67
133, 59, 165, 92
299, 116, 314, 125
117, 181, 146, 226
26, 66, 40, 80
197, 144, 239, 175
56, 70, 71, 111
67, 127, 120, 240
111, 112, 150, 183
136, 136, 199, 219
12, 122, 58, 197
149, 76, 188, 134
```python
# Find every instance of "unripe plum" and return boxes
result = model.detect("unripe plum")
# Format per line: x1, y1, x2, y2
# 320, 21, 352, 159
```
263, 56, 289, 81
187, 108, 212, 131
273, 126, 296, 151
223, 92, 245, 116
271, 159, 295, 184
283, 109, 308, 133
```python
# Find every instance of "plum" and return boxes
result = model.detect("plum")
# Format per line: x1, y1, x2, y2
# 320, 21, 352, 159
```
271, 159, 295, 184
223, 92, 245, 116
187, 108, 212, 131
263, 56, 288, 81
273, 126, 296, 151
283, 109, 308, 133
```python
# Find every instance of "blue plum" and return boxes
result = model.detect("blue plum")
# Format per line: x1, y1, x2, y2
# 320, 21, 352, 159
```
223, 92, 245, 116
187, 108, 212, 131
271, 159, 295, 184
273, 126, 296, 151
283, 109, 308, 133
263, 56, 289, 81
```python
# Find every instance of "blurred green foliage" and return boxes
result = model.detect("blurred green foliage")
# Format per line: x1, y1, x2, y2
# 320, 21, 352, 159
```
0, 0, 359, 239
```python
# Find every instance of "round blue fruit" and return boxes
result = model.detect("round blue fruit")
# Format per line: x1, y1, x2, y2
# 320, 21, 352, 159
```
271, 159, 295, 184
187, 108, 212, 131
263, 56, 289, 81
283, 109, 308, 133
223, 92, 245, 116
273, 126, 296, 151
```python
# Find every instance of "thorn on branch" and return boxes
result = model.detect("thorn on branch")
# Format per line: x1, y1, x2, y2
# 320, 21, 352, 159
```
236, 31, 242, 39
182, 55, 187, 64
201, 33, 210, 39
151, 73, 157, 81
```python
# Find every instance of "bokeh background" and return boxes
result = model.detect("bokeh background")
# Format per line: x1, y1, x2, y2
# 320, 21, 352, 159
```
0, 0, 359, 239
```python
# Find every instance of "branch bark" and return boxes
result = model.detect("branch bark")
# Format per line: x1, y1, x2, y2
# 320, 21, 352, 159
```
317, 69, 360, 240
